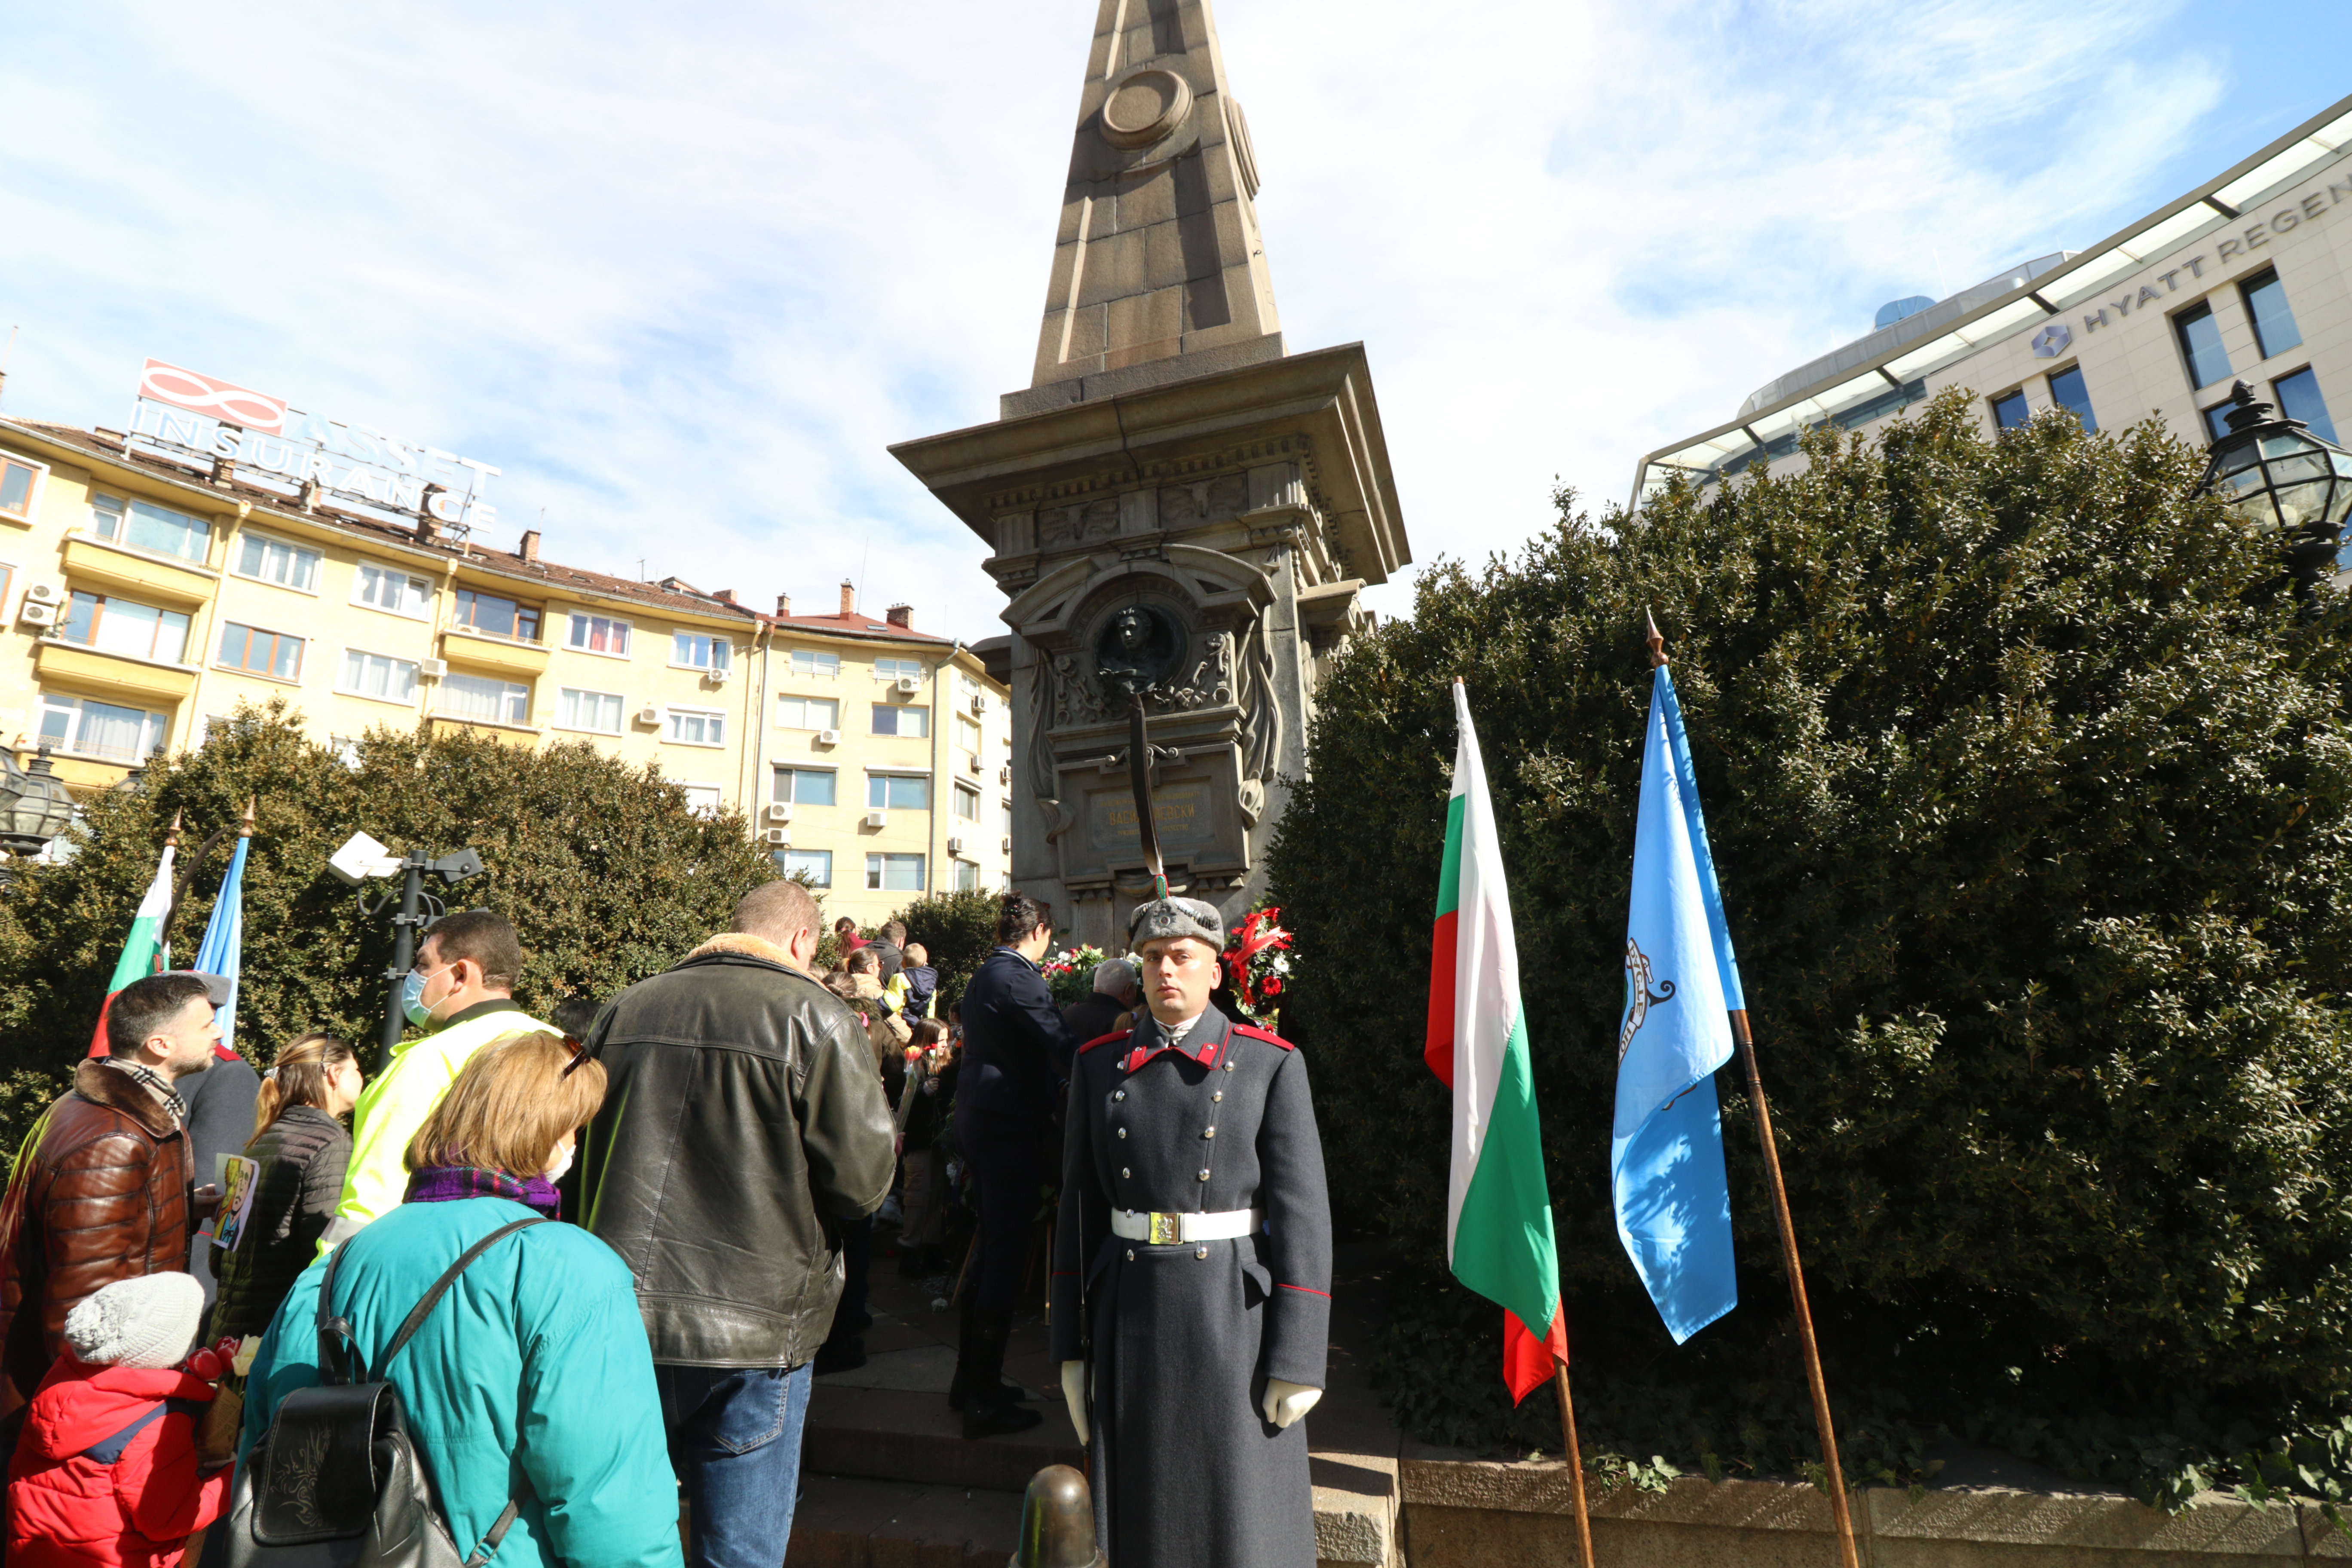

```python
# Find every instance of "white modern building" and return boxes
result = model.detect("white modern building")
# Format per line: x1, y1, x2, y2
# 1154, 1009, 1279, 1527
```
1634, 93, 2352, 508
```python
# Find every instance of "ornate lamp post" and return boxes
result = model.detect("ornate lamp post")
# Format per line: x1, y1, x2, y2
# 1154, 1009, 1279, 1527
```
2196, 380, 2352, 609
0, 745, 78, 860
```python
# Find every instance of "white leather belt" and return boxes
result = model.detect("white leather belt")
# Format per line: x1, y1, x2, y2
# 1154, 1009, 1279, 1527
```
1111, 1207, 1264, 1245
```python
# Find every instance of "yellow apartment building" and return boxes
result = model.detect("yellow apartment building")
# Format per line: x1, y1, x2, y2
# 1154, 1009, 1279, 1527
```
0, 405, 1010, 913
757, 586, 1014, 926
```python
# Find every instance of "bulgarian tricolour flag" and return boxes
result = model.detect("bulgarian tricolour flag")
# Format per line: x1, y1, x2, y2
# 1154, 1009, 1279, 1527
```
87, 835, 176, 1058
1424, 679, 1570, 1403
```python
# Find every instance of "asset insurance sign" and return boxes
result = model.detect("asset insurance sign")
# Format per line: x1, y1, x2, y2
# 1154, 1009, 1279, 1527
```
127, 358, 499, 532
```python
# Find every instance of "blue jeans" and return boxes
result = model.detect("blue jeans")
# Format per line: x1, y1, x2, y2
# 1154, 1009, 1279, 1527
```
655, 1360, 815, 1568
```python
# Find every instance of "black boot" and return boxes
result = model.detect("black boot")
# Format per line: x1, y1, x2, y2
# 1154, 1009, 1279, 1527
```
962, 1308, 1043, 1439
948, 1287, 980, 1411
897, 1244, 927, 1278
946, 1289, 1031, 1411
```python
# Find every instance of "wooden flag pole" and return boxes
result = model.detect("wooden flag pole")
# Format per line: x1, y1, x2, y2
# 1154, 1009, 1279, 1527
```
1731, 1009, 1859, 1568
1648, 612, 1859, 1568
1553, 1361, 1596, 1568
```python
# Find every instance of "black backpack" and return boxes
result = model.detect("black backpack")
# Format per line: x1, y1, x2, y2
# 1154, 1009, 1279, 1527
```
223, 1217, 549, 1567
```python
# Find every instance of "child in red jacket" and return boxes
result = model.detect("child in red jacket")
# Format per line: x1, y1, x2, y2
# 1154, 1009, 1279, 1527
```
7, 1273, 232, 1567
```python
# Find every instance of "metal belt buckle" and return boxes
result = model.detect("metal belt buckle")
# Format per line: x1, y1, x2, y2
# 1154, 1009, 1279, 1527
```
1148, 1212, 1182, 1246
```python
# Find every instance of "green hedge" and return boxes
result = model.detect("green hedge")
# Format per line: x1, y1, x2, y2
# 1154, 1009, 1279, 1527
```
1268, 394, 2352, 1510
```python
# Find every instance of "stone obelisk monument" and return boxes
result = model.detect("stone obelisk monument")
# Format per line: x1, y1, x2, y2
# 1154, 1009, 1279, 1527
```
891, 0, 1408, 950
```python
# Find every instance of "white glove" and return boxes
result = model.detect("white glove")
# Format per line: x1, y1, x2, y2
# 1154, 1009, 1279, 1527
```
1262, 1378, 1321, 1429
1062, 1360, 1090, 1445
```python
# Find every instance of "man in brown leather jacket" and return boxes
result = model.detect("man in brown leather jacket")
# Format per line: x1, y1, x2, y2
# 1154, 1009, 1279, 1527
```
0, 971, 220, 1405
579, 876, 894, 1568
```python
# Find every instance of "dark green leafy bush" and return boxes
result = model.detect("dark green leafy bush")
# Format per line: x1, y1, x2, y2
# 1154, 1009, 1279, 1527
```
1272, 394, 2352, 1510
894, 887, 1004, 1014
0, 701, 774, 1147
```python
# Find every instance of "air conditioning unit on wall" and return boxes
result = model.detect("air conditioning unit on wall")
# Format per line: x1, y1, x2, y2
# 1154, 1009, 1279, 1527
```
947, 836, 965, 855
816, 728, 841, 746
417, 658, 449, 679
864, 810, 888, 829
17, 600, 56, 627
765, 802, 793, 823
637, 706, 663, 727
762, 827, 790, 846
998, 765, 1011, 784
968, 694, 986, 715
967, 754, 982, 773
23, 583, 63, 606
894, 674, 922, 695
708, 665, 732, 684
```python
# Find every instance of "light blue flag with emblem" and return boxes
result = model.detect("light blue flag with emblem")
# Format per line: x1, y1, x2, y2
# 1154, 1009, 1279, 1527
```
193, 830, 249, 1058
1611, 662, 1740, 1343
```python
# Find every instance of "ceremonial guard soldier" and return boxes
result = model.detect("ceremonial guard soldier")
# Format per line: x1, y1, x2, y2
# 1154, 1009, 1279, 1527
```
1051, 895, 1332, 1568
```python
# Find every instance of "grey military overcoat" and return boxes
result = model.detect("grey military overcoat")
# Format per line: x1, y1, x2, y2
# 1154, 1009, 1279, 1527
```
1050, 1004, 1333, 1568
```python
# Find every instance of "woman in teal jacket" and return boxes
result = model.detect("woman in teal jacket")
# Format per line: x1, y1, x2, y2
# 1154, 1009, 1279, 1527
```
237, 1033, 682, 1568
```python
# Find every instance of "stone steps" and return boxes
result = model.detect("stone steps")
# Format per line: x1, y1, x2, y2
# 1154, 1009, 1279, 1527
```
784, 1473, 1025, 1568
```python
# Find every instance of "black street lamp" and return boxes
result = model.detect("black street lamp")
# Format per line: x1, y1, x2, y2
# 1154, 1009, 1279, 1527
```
2197, 380, 2352, 608
0, 745, 78, 860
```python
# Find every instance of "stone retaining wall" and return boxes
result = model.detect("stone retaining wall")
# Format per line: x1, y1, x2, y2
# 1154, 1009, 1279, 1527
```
1400, 1458, 2350, 1566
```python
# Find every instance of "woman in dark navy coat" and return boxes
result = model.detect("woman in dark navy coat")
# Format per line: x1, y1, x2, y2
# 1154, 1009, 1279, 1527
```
1051, 895, 1332, 1568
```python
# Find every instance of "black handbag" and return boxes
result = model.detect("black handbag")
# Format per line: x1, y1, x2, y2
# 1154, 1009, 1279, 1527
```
222, 1216, 549, 1567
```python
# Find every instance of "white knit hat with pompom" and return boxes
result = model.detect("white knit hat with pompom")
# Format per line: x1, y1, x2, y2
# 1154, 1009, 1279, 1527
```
63, 1273, 204, 1370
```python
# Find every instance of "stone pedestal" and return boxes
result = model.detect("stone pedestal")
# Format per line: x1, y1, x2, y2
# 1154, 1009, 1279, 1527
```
890, 0, 1408, 949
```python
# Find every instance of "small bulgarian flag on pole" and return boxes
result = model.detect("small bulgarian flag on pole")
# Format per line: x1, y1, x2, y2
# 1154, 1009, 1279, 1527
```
1423, 680, 1570, 1402
87, 811, 180, 1058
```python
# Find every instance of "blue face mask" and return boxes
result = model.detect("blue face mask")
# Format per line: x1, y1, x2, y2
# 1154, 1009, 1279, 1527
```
401, 969, 435, 1027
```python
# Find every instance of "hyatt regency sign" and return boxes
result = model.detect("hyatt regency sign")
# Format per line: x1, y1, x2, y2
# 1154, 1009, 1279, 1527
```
126, 359, 500, 532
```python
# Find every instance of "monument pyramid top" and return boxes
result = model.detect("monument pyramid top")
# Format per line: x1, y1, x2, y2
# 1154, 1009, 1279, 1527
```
1003, 0, 1283, 420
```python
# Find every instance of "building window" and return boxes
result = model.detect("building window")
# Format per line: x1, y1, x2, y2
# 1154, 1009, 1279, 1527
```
956, 714, 982, 753
776, 848, 833, 886
353, 561, 435, 619
955, 782, 980, 821
2173, 301, 2233, 390
2241, 269, 2303, 361
678, 784, 723, 818
954, 859, 980, 892
866, 852, 926, 892
556, 687, 625, 735
667, 706, 726, 746
58, 591, 191, 664
1001, 799, 1014, 833
1990, 390, 2030, 431
453, 588, 540, 643
2275, 367, 2339, 444
791, 649, 841, 679
672, 632, 731, 672
1, 453, 47, 520
216, 621, 304, 680
867, 773, 930, 810
777, 695, 839, 729
874, 656, 925, 682
772, 766, 838, 806
0, 563, 13, 613
90, 495, 208, 562
566, 612, 631, 656
2047, 365, 2097, 432
2203, 402, 2236, 442
37, 693, 166, 764
959, 671, 983, 702
437, 672, 530, 726
871, 704, 929, 738
233, 533, 321, 593
338, 649, 420, 704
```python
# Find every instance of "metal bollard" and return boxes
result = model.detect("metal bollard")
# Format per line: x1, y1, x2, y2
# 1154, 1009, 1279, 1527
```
1008, 1463, 1104, 1568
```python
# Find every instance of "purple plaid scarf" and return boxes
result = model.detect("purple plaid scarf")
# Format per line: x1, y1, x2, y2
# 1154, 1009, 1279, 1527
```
404, 1165, 560, 1216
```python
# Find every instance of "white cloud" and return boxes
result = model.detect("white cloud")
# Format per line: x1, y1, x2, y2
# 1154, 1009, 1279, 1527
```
0, 0, 2246, 640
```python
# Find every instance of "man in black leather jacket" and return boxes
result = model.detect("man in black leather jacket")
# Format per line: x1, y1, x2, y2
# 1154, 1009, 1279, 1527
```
579, 878, 893, 1568
947, 891, 1080, 1437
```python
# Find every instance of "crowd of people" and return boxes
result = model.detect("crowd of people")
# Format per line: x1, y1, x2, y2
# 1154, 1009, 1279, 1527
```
0, 879, 1200, 1567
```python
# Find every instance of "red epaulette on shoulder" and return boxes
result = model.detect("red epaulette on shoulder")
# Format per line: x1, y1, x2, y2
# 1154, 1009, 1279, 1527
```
1231, 1023, 1296, 1050
1079, 1029, 1135, 1055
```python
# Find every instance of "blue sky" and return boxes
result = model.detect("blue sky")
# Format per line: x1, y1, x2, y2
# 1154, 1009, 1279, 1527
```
4, 1, 2348, 641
